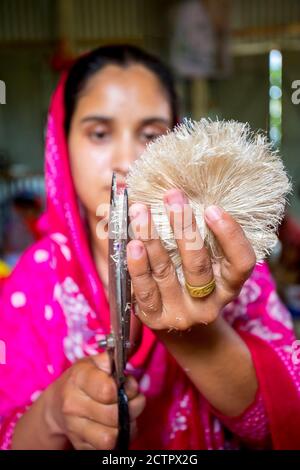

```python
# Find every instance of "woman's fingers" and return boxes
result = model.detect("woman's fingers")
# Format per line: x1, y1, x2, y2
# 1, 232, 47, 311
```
76, 363, 117, 405
128, 203, 183, 328
127, 195, 256, 330
126, 238, 162, 325
69, 418, 118, 450
70, 417, 139, 450
72, 441, 97, 450
65, 389, 145, 429
164, 189, 214, 290
74, 358, 138, 405
129, 203, 182, 301
204, 205, 256, 291
127, 197, 215, 329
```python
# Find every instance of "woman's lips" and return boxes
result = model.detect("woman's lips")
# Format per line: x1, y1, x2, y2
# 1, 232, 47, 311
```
116, 182, 127, 194
103, 181, 127, 195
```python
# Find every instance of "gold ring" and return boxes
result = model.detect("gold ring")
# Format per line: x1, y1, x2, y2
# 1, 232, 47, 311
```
185, 278, 216, 298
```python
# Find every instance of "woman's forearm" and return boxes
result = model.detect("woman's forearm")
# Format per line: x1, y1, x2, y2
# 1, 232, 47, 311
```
11, 385, 69, 450
156, 315, 258, 417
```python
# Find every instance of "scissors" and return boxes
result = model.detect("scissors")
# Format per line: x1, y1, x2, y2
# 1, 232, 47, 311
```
99, 172, 132, 451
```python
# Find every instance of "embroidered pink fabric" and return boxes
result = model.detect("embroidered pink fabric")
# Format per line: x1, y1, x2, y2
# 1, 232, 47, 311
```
1, 72, 300, 450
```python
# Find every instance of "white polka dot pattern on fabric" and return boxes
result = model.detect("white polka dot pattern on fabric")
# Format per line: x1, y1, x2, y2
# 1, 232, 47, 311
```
33, 249, 49, 263
218, 392, 270, 444
30, 390, 42, 402
11, 292, 27, 308
50, 233, 67, 244
47, 364, 54, 375
44, 305, 53, 321
126, 363, 135, 372
140, 373, 151, 392
60, 245, 71, 261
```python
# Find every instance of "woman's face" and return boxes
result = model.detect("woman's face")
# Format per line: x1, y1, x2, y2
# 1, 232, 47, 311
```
68, 63, 173, 223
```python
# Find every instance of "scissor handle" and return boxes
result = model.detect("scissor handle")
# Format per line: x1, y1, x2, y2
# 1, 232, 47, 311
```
114, 384, 130, 451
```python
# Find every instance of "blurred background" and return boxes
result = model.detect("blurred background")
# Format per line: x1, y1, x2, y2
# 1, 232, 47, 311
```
0, 0, 299, 330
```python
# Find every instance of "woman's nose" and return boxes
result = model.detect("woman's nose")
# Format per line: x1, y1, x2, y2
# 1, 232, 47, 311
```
111, 158, 130, 177
111, 137, 138, 176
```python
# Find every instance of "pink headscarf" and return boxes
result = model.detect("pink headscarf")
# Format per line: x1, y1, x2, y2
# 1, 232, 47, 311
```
1, 67, 300, 450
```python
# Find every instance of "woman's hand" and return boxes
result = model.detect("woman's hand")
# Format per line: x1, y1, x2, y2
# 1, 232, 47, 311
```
127, 188, 256, 331
45, 352, 145, 450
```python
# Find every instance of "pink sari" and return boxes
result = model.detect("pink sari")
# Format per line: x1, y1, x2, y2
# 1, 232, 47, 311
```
1, 72, 300, 450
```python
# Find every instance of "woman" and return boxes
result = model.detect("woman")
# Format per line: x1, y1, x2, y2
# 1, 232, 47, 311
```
0, 45, 300, 450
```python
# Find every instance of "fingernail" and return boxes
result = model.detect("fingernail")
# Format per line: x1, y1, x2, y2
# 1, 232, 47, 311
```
165, 189, 185, 212
93, 354, 111, 374
129, 204, 148, 225
205, 205, 223, 222
129, 242, 144, 259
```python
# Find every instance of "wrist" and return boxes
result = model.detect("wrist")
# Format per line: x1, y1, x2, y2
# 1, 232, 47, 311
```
12, 382, 70, 450
156, 313, 226, 352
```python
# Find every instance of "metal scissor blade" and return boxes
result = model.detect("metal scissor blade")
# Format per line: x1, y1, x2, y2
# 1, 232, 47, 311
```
108, 173, 131, 386
120, 187, 132, 365
107, 172, 131, 450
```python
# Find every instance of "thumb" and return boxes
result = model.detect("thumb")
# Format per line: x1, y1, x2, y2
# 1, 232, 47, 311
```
91, 351, 112, 375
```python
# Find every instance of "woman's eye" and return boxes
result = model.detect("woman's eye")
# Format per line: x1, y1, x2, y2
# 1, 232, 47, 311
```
144, 134, 157, 140
89, 130, 109, 141
142, 132, 161, 142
